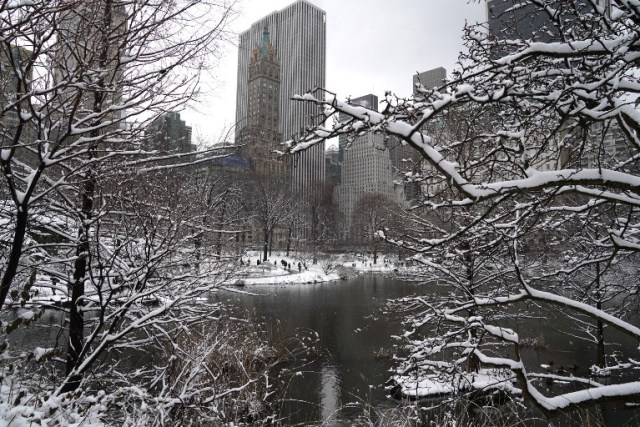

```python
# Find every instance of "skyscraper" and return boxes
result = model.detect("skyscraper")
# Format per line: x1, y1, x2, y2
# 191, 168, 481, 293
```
337, 94, 378, 168
412, 67, 447, 94
334, 94, 399, 240
237, 26, 289, 181
235, 0, 326, 198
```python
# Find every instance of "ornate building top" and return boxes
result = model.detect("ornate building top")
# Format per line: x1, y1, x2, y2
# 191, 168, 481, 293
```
253, 26, 277, 63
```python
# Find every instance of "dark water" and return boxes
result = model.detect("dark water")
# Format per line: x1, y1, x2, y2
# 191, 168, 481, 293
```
216, 275, 640, 426
6, 275, 640, 425
215, 275, 416, 425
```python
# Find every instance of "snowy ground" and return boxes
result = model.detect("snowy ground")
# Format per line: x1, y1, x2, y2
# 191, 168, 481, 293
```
389, 368, 517, 399
227, 251, 398, 286
17, 252, 400, 307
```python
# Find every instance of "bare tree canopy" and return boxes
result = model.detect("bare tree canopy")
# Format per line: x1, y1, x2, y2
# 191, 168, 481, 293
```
0, 1, 300, 424
288, 0, 640, 415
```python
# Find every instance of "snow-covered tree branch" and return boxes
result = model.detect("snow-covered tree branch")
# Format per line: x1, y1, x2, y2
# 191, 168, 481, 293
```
288, 0, 640, 416
0, 0, 294, 424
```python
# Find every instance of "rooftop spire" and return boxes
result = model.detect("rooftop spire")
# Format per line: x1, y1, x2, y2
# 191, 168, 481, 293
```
258, 25, 270, 58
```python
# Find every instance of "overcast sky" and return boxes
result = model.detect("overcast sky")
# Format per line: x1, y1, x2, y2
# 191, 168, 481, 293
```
183, 0, 487, 145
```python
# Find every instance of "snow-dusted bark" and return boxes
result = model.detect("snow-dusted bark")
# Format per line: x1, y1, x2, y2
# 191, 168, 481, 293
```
288, 0, 640, 416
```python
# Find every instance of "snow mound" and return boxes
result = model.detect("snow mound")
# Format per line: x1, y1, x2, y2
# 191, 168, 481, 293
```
388, 368, 517, 399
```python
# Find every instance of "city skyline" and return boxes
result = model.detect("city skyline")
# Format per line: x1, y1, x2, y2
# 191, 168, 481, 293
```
181, 0, 486, 144
235, 0, 326, 196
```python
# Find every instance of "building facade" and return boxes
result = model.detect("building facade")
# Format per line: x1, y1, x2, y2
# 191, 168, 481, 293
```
148, 112, 194, 156
235, 0, 326, 199
237, 26, 289, 181
486, 0, 624, 173
485, 0, 609, 41
54, 2, 127, 112
486, 0, 554, 41
0, 46, 35, 172
324, 143, 340, 187
1, 46, 32, 145
337, 94, 378, 169
334, 95, 399, 240
405, 67, 449, 201
412, 67, 447, 94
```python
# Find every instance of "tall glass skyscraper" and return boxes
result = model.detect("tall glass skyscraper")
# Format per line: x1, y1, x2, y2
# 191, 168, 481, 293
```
235, 0, 326, 198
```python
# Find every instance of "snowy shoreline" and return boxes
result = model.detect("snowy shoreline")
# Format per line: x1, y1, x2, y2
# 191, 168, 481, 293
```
227, 251, 398, 286
14, 252, 402, 308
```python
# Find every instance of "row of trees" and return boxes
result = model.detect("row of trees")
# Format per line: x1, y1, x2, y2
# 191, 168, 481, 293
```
288, 0, 640, 418
225, 171, 337, 263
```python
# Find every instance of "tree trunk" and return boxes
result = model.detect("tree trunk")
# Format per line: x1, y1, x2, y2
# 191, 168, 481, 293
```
463, 243, 479, 373
596, 317, 605, 368
0, 207, 28, 311
63, 173, 95, 392
595, 262, 606, 368
215, 198, 227, 257
262, 227, 269, 262
194, 231, 202, 272
286, 225, 293, 256
0, 59, 36, 312
63, 0, 113, 392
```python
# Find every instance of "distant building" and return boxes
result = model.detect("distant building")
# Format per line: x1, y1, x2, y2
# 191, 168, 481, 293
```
486, 0, 574, 42
235, 0, 326, 200
387, 136, 422, 201
406, 67, 449, 201
338, 94, 378, 170
336, 93, 422, 204
54, 1, 127, 123
0, 45, 35, 168
147, 112, 194, 159
334, 94, 399, 240
0, 46, 32, 145
486, 0, 624, 174
413, 67, 446, 94
324, 143, 340, 186
487, 1, 611, 42
236, 26, 289, 181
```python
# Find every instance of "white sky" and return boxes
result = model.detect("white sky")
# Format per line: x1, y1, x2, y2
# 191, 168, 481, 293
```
183, 0, 487, 145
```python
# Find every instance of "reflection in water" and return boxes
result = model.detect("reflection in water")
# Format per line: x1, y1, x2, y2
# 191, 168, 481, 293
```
217, 275, 640, 426
319, 364, 340, 423
216, 275, 415, 425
